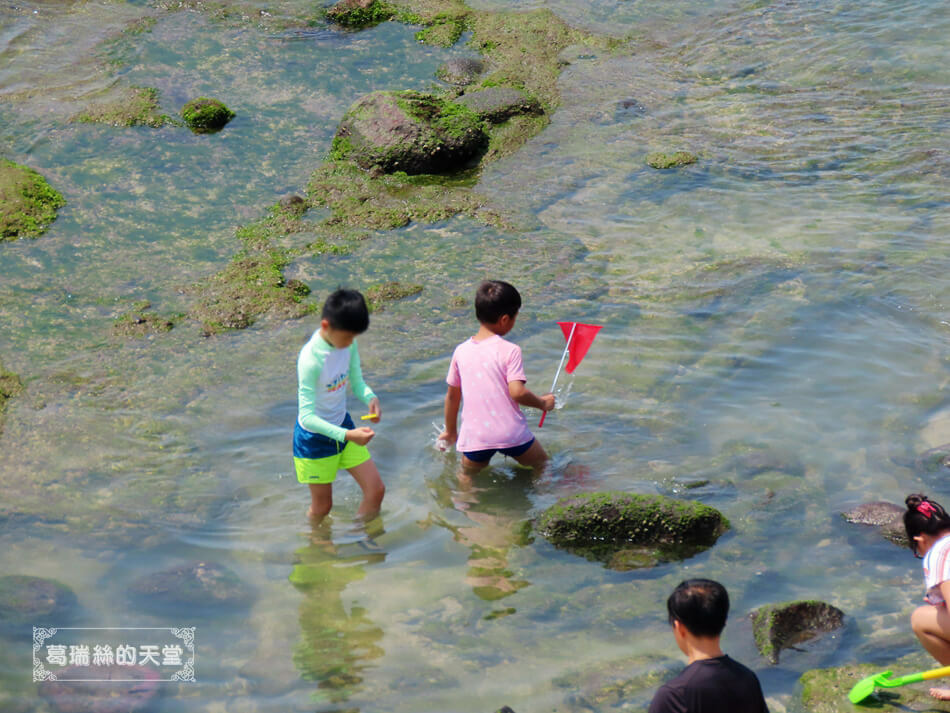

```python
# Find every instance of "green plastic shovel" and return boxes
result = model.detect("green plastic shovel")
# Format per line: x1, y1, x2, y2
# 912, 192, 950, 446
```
848, 664, 950, 704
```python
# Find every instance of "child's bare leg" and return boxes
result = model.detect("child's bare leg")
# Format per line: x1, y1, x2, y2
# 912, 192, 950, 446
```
308, 483, 333, 522
513, 440, 548, 471
911, 604, 950, 699
348, 460, 385, 521
460, 455, 489, 476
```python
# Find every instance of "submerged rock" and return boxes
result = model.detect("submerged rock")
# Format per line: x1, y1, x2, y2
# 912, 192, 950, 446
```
455, 88, 542, 124
278, 194, 307, 215
331, 90, 487, 175
751, 600, 844, 664
842, 501, 907, 546
180, 97, 235, 133
112, 301, 175, 338
0, 158, 65, 240
436, 58, 485, 86
38, 664, 161, 713
915, 443, 950, 473
0, 575, 77, 637
128, 561, 252, 612
72, 86, 172, 128
365, 281, 423, 312
326, 0, 393, 28
536, 492, 729, 569
646, 151, 698, 169
0, 360, 22, 436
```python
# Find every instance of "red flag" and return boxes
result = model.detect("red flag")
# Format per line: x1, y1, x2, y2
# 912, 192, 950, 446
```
558, 322, 602, 373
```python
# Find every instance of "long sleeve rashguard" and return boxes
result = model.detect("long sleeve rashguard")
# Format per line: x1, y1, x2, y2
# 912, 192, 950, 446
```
297, 332, 376, 442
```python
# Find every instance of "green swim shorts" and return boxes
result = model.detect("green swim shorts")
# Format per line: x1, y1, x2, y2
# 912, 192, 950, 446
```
294, 440, 371, 484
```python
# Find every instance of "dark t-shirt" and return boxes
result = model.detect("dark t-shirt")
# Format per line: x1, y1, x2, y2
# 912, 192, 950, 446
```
648, 655, 769, 713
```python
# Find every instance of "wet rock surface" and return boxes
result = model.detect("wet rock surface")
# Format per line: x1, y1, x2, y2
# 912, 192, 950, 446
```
646, 151, 698, 169
455, 87, 542, 124
0, 360, 22, 435
842, 501, 907, 546
326, 0, 392, 28
0, 575, 77, 637
332, 90, 487, 174
38, 664, 161, 713
436, 57, 485, 85
180, 97, 235, 133
752, 599, 844, 664
536, 492, 729, 568
127, 561, 252, 612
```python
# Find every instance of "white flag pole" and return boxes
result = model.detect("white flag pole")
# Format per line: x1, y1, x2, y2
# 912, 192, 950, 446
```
539, 322, 576, 427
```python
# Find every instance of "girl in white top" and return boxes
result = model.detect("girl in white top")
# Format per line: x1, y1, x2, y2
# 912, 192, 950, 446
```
905, 493, 950, 700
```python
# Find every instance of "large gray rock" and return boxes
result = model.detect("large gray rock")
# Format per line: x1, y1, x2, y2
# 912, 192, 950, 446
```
536, 492, 729, 569
841, 501, 907, 546
455, 88, 542, 124
332, 90, 487, 175
752, 600, 844, 664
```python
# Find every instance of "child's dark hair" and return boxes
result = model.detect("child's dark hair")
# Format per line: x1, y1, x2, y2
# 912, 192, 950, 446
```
322, 288, 369, 333
475, 280, 521, 324
666, 578, 729, 638
904, 494, 950, 556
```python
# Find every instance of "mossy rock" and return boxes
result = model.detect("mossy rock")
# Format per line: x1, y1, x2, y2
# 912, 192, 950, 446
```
751, 600, 844, 664
72, 86, 172, 128
415, 18, 465, 47
915, 443, 950, 473
436, 57, 484, 85
0, 360, 23, 436
181, 97, 235, 133
0, 159, 65, 240
646, 151, 698, 169
332, 90, 487, 175
536, 492, 730, 568
128, 561, 253, 612
801, 656, 950, 712
112, 301, 176, 337
0, 575, 77, 637
455, 87, 542, 124
365, 281, 423, 311
39, 664, 161, 713
326, 0, 394, 28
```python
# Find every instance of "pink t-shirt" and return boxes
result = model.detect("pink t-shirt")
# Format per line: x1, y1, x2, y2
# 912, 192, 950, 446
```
446, 334, 533, 452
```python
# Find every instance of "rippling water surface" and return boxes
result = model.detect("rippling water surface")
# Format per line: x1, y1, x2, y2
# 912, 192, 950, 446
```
0, 0, 948, 711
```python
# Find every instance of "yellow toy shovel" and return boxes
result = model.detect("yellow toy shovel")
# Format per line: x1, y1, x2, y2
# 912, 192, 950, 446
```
849, 664, 950, 703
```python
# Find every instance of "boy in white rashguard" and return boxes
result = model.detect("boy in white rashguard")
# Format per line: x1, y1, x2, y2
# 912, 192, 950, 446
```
294, 289, 384, 523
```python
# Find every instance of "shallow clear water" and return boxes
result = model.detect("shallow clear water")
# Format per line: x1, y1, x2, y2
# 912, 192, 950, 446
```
0, 0, 948, 711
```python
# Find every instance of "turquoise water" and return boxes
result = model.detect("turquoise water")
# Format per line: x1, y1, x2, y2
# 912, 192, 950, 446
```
0, 0, 948, 711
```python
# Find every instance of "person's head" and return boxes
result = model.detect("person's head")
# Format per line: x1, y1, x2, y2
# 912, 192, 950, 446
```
320, 288, 369, 348
475, 280, 521, 334
667, 579, 729, 641
904, 494, 950, 558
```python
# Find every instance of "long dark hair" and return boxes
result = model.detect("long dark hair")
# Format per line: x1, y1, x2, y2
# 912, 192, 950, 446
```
904, 494, 950, 556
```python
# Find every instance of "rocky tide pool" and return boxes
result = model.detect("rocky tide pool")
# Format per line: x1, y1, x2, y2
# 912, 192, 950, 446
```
0, 0, 948, 711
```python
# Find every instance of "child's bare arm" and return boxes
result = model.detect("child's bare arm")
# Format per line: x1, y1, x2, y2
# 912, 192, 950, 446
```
440, 385, 462, 442
509, 381, 555, 411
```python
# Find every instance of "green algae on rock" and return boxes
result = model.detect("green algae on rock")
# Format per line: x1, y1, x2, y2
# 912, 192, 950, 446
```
365, 281, 423, 311
436, 57, 485, 86
415, 18, 465, 46
752, 600, 844, 664
326, 0, 395, 28
0, 159, 65, 241
0, 361, 22, 436
0, 575, 77, 636
112, 301, 177, 338
536, 492, 730, 568
181, 97, 235, 133
333, 90, 487, 175
72, 86, 173, 128
646, 151, 698, 169
800, 655, 950, 712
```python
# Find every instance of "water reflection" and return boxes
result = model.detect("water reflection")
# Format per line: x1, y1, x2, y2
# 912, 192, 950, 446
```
431, 464, 537, 601
289, 521, 386, 705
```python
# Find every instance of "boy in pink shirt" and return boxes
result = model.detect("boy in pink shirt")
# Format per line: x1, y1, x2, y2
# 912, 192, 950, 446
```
439, 280, 555, 472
